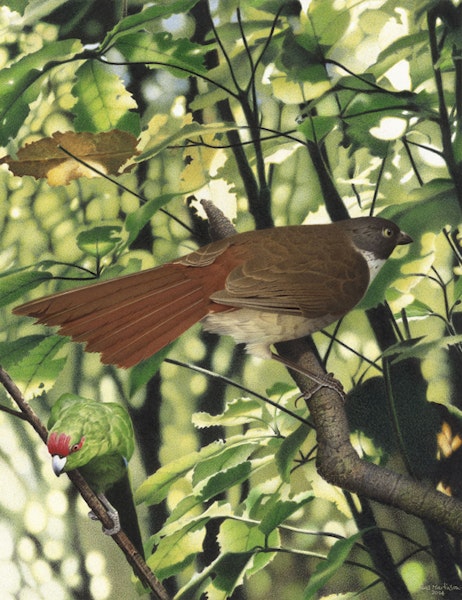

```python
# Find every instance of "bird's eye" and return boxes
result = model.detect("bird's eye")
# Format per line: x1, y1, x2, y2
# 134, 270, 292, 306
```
70, 436, 85, 453
382, 227, 394, 238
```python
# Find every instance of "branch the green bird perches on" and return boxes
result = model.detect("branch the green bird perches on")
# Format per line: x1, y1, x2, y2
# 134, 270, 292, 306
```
47, 394, 143, 554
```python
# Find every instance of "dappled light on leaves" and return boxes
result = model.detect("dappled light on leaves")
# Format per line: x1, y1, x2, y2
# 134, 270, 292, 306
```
0, 130, 139, 186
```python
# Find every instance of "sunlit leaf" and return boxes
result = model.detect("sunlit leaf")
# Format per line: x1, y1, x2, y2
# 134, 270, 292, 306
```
259, 491, 313, 536
4, 335, 68, 400
197, 462, 253, 502
137, 120, 239, 162
192, 397, 264, 428
176, 552, 253, 600
115, 31, 207, 78
192, 443, 259, 487
100, 0, 202, 49
135, 440, 226, 505
0, 130, 139, 185
0, 39, 81, 145
72, 61, 140, 134
146, 520, 206, 580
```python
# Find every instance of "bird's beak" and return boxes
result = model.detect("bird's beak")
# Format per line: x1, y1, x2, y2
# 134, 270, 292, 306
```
52, 454, 67, 477
397, 230, 413, 245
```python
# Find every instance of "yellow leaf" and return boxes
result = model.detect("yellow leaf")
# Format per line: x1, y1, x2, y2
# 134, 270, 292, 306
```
0, 130, 139, 186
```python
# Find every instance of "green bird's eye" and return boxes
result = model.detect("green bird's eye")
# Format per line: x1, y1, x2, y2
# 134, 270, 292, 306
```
71, 436, 85, 453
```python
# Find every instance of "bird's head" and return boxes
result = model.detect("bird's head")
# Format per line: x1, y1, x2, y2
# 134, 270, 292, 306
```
47, 431, 86, 476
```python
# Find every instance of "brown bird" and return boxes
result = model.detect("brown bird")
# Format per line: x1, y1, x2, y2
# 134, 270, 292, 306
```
14, 217, 412, 391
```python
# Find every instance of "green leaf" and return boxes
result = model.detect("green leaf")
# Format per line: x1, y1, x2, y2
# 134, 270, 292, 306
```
192, 442, 259, 487
72, 61, 140, 134
100, 0, 201, 49
0, 266, 53, 307
384, 334, 462, 364
192, 397, 264, 428
0, 39, 81, 145
0, 335, 49, 368
175, 552, 253, 600
259, 491, 313, 536
115, 31, 207, 79
5, 335, 68, 400
146, 519, 206, 580
135, 440, 227, 505
303, 530, 367, 599
309, 0, 351, 45
128, 344, 174, 398
76, 226, 122, 258
197, 462, 253, 502
298, 115, 337, 143
275, 423, 310, 482
123, 193, 182, 247
217, 519, 279, 579
137, 121, 239, 162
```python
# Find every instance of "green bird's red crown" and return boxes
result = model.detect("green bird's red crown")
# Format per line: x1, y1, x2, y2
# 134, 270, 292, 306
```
48, 431, 85, 457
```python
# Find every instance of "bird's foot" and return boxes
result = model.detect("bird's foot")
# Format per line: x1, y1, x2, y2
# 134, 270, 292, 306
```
301, 373, 345, 402
88, 493, 121, 536
271, 352, 345, 402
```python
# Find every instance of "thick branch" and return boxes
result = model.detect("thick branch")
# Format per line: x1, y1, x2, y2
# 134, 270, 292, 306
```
275, 340, 462, 536
0, 366, 171, 600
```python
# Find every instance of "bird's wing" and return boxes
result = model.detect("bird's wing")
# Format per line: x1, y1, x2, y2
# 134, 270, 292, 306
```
204, 226, 371, 318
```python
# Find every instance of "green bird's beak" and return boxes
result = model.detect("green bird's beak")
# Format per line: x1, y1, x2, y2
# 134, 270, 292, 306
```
52, 454, 67, 476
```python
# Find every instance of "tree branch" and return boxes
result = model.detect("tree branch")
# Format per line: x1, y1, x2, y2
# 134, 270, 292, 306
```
275, 340, 462, 536
0, 366, 171, 600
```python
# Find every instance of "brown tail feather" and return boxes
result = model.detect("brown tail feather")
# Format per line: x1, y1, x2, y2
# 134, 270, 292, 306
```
13, 262, 232, 367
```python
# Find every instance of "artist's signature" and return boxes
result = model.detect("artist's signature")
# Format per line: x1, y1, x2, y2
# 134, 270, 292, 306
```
421, 583, 462, 596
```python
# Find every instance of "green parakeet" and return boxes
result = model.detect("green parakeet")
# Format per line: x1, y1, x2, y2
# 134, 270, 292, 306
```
47, 393, 143, 554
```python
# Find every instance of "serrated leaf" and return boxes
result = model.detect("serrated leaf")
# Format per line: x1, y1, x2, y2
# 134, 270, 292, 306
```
154, 501, 232, 540
217, 519, 279, 579
0, 130, 139, 186
259, 491, 313, 536
72, 61, 140, 134
137, 120, 239, 162
128, 344, 174, 398
275, 423, 310, 482
192, 397, 264, 428
100, 0, 201, 49
0, 39, 81, 145
303, 530, 368, 599
146, 519, 206, 580
76, 226, 122, 258
0, 335, 49, 368
135, 440, 226, 505
383, 334, 462, 363
192, 442, 259, 487
0, 266, 52, 307
175, 552, 253, 600
197, 462, 253, 502
115, 31, 207, 79
5, 335, 68, 400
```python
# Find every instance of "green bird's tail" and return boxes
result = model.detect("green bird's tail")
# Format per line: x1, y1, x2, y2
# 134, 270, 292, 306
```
106, 470, 144, 558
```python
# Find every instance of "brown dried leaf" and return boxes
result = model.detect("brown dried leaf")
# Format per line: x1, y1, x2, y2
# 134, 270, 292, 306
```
0, 130, 139, 186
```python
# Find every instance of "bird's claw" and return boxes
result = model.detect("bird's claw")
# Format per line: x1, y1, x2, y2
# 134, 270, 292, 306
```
88, 493, 121, 536
302, 374, 345, 403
